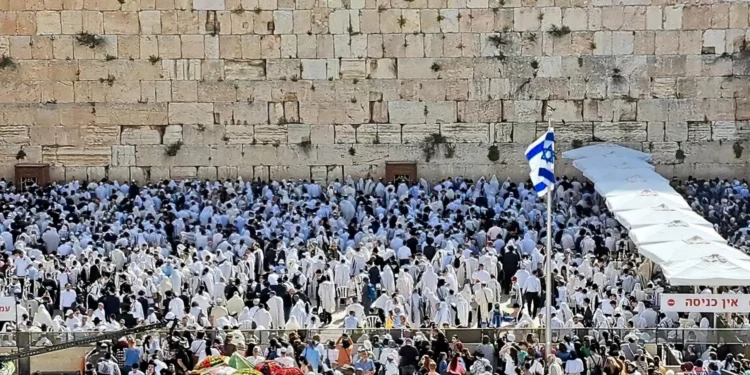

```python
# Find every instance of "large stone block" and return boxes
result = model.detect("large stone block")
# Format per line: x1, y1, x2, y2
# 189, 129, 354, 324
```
388, 101, 426, 124
168, 103, 214, 125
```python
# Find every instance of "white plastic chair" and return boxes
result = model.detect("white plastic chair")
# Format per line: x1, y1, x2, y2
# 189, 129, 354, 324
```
365, 316, 381, 328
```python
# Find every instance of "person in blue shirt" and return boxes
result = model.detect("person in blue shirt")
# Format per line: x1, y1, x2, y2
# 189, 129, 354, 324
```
354, 349, 375, 375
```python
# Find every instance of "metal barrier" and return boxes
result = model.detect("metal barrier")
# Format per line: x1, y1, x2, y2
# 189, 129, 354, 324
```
4, 327, 748, 348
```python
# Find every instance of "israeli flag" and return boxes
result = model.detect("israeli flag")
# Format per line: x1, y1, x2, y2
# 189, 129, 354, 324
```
525, 129, 555, 197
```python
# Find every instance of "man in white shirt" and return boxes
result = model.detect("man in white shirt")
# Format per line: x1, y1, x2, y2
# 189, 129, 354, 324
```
522, 270, 542, 317
128, 364, 145, 375
396, 245, 411, 266
343, 311, 359, 331
472, 264, 491, 284
60, 284, 77, 311
276, 348, 295, 367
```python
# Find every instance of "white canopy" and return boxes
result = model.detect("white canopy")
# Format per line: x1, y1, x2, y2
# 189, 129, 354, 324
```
562, 144, 652, 161
573, 157, 653, 173
583, 168, 663, 183
637, 236, 739, 263
662, 254, 750, 286
613, 204, 712, 229
565, 143, 750, 286
605, 190, 691, 212
595, 178, 674, 198
629, 220, 727, 246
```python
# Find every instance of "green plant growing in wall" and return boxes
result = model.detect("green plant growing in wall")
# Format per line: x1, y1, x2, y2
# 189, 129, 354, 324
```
105, 54, 116, 61
547, 25, 571, 37
734, 141, 744, 159
300, 139, 312, 154
165, 141, 183, 156
99, 74, 116, 86
398, 16, 407, 27
488, 34, 508, 48
487, 145, 500, 162
675, 149, 686, 161
0, 55, 16, 70
76, 32, 104, 48
421, 133, 448, 162
149, 55, 161, 64
431, 62, 442, 72
348, 146, 356, 156
571, 139, 584, 149
445, 143, 456, 159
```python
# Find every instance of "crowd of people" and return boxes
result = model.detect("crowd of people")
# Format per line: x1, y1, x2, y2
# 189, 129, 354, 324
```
0, 175, 746, 375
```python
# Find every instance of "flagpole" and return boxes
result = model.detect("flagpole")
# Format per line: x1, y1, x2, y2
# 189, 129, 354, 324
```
544, 118, 553, 357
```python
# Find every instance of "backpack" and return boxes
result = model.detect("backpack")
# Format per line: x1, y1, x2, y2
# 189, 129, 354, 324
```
266, 349, 279, 360
589, 355, 603, 375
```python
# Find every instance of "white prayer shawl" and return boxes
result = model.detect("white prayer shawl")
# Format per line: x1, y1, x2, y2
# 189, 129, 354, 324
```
348, 303, 366, 323
455, 295, 470, 327
210, 305, 228, 321
334, 263, 351, 287
33, 306, 53, 327
318, 281, 337, 313
433, 302, 452, 326
381, 267, 396, 295
268, 296, 285, 328
474, 285, 493, 321
290, 300, 308, 326
396, 270, 414, 298
226, 294, 244, 316
408, 293, 422, 325
372, 294, 389, 311
478, 254, 497, 278
170, 271, 183, 296
255, 309, 272, 329
460, 285, 473, 303
421, 268, 439, 293
169, 297, 185, 319
285, 316, 301, 330
488, 279, 503, 304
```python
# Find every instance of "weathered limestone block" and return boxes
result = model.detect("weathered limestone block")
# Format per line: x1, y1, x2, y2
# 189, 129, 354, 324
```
309, 125, 335, 144
440, 123, 489, 143
135, 144, 211, 166
224, 60, 266, 80
43, 146, 111, 166
388, 101, 426, 124
334, 124, 357, 144
538, 122, 593, 142
665, 121, 688, 141
402, 124, 437, 144
182, 124, 226, 144
169, 103, 214, 125
457, 100, 501, 123
493, 123, 513, 143
254, 124, 288, 144
0, 125, 30, 146
504, 101, 542, 122
646, 122, 665, 142
121, 126, 162, 145
593, 122, 647, 142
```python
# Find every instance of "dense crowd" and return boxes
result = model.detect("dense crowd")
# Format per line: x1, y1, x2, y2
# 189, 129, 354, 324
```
0, 175, 747, 375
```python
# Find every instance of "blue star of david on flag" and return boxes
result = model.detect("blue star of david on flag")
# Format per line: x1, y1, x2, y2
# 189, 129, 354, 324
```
525, 129, 556, 197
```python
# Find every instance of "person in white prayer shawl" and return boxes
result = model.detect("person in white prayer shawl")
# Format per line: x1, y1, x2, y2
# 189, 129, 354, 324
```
318, 277, 337, 324
428, 301, 450, 327
267, 290, 285, 328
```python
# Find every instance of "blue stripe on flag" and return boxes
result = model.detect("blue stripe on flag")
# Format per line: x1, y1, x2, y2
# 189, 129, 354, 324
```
538, 168, 555, 182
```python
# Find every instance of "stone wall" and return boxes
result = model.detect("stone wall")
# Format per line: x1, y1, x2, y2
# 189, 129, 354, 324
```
0, 0, 749, 183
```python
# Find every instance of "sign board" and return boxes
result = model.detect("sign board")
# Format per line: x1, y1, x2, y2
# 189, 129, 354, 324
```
660, 294, 750, 313
0, 297, 15, 322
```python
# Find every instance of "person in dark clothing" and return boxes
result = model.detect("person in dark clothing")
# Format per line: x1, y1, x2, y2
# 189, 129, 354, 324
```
399, 339, 420, 375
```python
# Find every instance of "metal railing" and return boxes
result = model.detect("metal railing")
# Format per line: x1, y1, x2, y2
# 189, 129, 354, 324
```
3, 327, 749, 348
